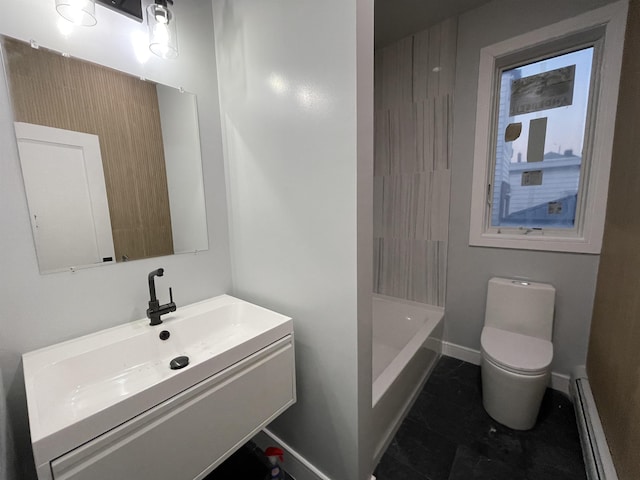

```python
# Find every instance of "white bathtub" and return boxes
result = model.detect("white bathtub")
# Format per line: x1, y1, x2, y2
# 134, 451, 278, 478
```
372, 294, 443, 461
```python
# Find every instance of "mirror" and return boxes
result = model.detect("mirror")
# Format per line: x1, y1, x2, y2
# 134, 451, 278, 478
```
2, 35, 208, 273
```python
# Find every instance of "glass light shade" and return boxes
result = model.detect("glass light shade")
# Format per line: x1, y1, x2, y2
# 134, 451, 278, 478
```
55, 0, 97, 27
147, 3, 178, 59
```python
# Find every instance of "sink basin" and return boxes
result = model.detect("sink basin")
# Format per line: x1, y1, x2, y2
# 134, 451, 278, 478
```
23, 294, 293, 469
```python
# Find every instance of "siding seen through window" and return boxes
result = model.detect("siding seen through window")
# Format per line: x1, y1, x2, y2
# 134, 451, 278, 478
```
490, 48, 594, 230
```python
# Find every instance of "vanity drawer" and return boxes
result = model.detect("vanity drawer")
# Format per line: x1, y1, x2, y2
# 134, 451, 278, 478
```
50, 336, 295, 480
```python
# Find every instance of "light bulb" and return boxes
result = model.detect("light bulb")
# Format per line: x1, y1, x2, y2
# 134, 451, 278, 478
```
154, 6, 170, 24
147, 3, 178, 59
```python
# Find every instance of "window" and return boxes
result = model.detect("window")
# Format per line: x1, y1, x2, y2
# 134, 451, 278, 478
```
492, 48, 592, 230
469, 2, 627, 253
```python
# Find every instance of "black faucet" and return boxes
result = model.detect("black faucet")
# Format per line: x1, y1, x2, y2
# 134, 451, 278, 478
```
146, 268, 176, 326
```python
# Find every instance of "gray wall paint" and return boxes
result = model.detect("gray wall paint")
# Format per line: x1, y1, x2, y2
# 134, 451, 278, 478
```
447, 0, 619, 376
212, 0, 374, 478
0, 2, 231, 478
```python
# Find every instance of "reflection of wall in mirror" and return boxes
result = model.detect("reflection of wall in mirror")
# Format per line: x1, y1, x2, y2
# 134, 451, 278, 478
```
157, 85, 208, 254
4, 37, 174, 262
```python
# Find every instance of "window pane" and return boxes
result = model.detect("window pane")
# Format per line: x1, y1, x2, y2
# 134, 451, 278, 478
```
491, 47, 594, 229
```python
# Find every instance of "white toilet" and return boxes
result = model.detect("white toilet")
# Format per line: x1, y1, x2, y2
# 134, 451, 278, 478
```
480, 277, 555, 430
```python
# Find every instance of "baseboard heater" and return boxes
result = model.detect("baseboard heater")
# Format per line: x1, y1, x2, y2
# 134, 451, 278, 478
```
570, 368, 618, 480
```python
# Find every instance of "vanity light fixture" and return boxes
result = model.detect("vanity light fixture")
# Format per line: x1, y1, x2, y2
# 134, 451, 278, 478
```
147, 0, 178, 59
55, 0, 97, 26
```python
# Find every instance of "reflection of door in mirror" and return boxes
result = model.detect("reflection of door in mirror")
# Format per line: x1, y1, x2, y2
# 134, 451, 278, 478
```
15, 123, 115, 273
4, 37, 174, 267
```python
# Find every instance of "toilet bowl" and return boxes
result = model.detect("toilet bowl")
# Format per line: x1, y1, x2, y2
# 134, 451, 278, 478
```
481, 326, 553, 429
480, 278, 555, 430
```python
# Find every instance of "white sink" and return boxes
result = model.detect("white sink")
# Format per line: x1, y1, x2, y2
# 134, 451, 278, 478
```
23, 294, 293, 472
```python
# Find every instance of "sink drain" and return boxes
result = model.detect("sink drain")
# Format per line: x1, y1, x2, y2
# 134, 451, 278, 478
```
170, 355, 189, 370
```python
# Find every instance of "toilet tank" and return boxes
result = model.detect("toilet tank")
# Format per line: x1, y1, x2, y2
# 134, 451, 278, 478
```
485, 277, 555, 340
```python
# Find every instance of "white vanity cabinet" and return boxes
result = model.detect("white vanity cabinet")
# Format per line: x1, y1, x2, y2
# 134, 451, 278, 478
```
23, 295, 295, 480
49, 337, 295, 480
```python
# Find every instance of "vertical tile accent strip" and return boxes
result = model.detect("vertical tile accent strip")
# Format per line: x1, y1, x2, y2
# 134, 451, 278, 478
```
438, 17, 458, 97
413, 30, 431, 103
379, 37, 413, 110
430, 170, 451, 242
427, 22, 442, 100
373, 17, 457, 307
374, 109, 390, 176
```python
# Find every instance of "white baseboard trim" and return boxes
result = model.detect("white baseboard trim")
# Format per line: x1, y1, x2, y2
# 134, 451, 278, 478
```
442, 341, 481, 364
551, 372, 570, 395
442, 341, 570, 395
570, 367, 618, 480
253, 428, 332, 480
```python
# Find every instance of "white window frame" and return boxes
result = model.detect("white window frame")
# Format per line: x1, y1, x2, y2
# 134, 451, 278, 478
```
469, 1, 627, 254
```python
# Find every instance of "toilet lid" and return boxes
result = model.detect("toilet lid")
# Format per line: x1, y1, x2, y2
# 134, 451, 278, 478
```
481, 327, 553, 375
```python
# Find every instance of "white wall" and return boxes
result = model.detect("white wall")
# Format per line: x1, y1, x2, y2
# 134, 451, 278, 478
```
157, 84, 208, 254
212, 0, 374, 478
0, 2, 231, 478
446, 0, 619, 377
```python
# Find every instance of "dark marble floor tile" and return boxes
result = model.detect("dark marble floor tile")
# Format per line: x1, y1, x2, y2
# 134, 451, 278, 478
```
406, 390, 474, 444
385, 417, 458, 480
448, 445, 526, 480
526, 462, 587, 480
429, 355, 464, 374
374, 452, 430, 480
376, 356, 588, 480
420, 389, 529, 470
430, 356, 482, 388
421, 369, 483, 410
525, 439, 586, 480
527, 389, 582, 452
467, 423, 529, 471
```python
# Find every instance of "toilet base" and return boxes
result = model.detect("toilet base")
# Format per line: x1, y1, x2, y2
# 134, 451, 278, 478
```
481, 355, 549, 430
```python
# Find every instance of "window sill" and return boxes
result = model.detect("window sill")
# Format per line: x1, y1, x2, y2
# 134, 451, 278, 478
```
469, 231, 601, 254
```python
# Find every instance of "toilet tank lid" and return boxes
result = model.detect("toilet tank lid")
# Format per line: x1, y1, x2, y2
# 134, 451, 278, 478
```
481, 327, 553, 374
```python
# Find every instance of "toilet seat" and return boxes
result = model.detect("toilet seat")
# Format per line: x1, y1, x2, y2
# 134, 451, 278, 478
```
481, 326, 553, 375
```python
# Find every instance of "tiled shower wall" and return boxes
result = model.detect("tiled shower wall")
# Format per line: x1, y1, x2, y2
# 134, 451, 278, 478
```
373, 18, 457, 306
